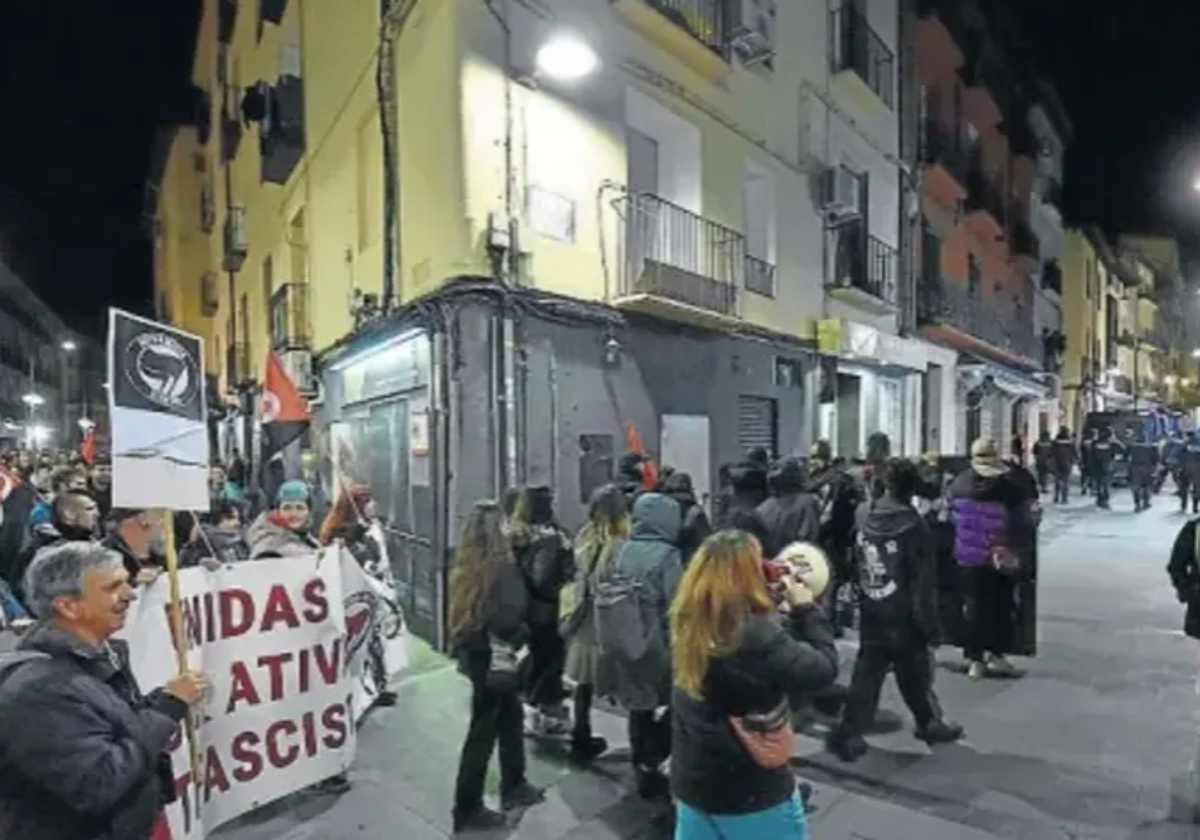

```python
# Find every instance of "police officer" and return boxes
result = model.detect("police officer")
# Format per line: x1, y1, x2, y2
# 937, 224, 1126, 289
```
1183, 432, 1200, 514
1128, 429, 1158, 513
1051, 427, 1075, 504
1089, 427, 1115, 510
1080, 429, 1096, 496
1032, 430, 1053, 495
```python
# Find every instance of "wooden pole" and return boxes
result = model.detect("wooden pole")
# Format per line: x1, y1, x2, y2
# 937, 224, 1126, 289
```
161, 510, 203, 790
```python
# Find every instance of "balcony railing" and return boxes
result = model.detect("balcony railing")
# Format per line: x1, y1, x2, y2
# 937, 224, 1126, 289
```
827, 224, 898, 306
918, 275, 1041, 362
1009, 219, 1038, 259
226, 342, 251, 387
270, 282, 311, 350
920, 119, 967, 184
1041, 260, 1062, 295
831, 3, 894, 107
619, 192, 742, 317
964, 169, 1006, 227
744, 254, 776, 298
638, 0, 733, 58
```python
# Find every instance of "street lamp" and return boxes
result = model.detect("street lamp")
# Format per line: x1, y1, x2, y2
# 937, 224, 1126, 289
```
77, 417, 95, 431
61, 340, 76, 352
534, 34, 599, 82
21, 393, 44, 408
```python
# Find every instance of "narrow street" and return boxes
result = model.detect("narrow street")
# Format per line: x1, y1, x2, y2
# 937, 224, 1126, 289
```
218, 495, 1200, 840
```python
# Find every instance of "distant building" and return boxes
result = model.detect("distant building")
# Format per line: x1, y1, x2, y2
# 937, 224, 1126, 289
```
0, 256, 104, 451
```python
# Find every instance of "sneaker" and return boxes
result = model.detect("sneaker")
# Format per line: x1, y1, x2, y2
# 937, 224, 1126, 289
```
568, 734, 608, 763
500, 781, 545, 810
984, 654, 1016, 677
916, 720, 964, 745
452, 806, 507, 833
825, 730, 868, 763
374, 690, 398, 707
635, 766, 671, 801
967, 660, 987, 680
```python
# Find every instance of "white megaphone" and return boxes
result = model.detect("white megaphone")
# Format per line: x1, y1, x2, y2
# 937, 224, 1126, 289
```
770, 541, 833, 601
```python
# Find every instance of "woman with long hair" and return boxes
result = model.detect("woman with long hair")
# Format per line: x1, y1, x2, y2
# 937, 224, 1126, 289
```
450, 500, 544, 831
669, 531, 838, 840
561, 484, 628, 762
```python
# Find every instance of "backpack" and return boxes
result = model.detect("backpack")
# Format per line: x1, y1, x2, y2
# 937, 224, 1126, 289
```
592, 561, 658, 662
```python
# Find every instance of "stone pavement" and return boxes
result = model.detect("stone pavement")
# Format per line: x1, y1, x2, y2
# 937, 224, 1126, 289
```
217, 491, 1200, 840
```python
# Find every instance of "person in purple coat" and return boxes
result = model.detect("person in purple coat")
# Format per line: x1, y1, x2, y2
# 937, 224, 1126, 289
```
947, 438, 1036, 680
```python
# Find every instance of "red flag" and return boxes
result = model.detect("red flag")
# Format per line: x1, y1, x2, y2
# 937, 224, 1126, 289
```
151, 812, 173, 840
261, 352, 311, 458
80, 427, 97, 466
624, 422, 659, 490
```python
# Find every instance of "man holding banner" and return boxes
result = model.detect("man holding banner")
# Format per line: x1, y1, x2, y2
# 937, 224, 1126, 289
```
0, 541, 208, 840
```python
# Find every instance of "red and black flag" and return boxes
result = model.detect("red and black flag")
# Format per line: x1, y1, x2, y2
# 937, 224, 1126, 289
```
261, 352, 310, 459
80, 426, 97, 466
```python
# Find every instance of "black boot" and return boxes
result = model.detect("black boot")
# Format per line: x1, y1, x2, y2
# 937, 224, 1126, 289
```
568, 733, 608, 763
916, 719, 964, 745
825, 729, 868, 762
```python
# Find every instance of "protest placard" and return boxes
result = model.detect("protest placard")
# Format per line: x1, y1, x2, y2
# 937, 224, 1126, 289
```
122, 548, 383, 838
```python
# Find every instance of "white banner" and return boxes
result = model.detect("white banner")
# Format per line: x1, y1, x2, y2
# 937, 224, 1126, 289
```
121, 547, 406, 839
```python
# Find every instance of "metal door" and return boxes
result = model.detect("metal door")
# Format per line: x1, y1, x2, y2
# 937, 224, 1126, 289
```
661, 414, 712, 511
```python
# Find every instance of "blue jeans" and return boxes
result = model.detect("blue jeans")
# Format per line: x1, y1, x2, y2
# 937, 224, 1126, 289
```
676, 790, 807, 840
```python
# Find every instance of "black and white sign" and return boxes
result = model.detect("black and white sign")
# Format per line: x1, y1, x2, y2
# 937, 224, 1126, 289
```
111, 311, 204, 421
107, 309, 210, 511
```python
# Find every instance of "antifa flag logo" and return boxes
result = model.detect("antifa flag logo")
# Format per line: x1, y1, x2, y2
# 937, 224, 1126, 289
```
343, 591, 379, 663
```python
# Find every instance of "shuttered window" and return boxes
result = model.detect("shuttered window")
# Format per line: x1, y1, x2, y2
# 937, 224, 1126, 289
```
738, 395, 778, 458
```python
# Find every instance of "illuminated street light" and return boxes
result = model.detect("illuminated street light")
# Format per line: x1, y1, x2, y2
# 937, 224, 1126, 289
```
1192, 348, 1200, 359
535, 34, 599, 82
27, 425, 49, 445
21, 393, 44, 408
61, 340, 77, 352
78, 417, 95, 431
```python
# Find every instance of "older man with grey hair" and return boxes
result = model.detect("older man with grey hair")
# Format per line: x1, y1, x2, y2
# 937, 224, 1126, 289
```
0, 541, 207, 840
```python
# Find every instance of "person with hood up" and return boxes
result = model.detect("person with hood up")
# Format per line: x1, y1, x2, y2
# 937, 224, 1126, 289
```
507, 486, 574, 736
658, 470, 712, 566
826, 459, 963, 762
947, 438, 1035, 680
714, 454, 770, 545
1050, 427, 1075, 504
246, 480, 321, 559
755, 456, 820, 559
594, 492, 683, 800
178, 500, 249, 569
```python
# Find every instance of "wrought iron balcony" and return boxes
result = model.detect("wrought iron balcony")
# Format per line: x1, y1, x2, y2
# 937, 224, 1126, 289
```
964, 169, 1006, 227
920, 119, 967, 185
616, 192, 742, 321
830, 2, 895, 107
744, 254, 776, 298
260, 75, 305, 185
1009, 219, 1038, 259
226, 342, 251, 388
826, 224, 898, 311
270, 282, 311, 351
615, 0, 734, 63
917, 275, 1041, 363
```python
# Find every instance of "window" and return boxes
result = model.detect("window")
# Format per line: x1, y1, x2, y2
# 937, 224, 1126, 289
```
921, 225, 940, 284
743, 159, 777, 297
967, 254, 981, 294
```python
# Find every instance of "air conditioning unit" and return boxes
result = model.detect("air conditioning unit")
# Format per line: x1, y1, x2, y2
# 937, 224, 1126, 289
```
280, 348, 317, 396
730, 0, 776, 66
222, 206, 248, 272
820, 165, 861, 221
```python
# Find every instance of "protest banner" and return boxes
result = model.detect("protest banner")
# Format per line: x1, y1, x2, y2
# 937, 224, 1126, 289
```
122, 549, 375, 839
340, 542, 410, 719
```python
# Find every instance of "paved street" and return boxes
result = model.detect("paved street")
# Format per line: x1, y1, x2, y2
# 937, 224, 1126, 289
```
218, 492, 1200, 840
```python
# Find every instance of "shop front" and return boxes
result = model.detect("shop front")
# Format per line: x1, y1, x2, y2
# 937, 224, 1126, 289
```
957, 358, 1049, 454
815, 318, 957, 458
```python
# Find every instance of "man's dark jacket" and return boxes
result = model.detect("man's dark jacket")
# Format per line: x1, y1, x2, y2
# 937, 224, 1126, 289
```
755, 457, 820, 558
853, 496, 939, 645
0, 622, 187, 840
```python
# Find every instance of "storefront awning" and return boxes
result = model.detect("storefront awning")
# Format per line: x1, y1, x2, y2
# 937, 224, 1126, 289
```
958, 357, 1048, 399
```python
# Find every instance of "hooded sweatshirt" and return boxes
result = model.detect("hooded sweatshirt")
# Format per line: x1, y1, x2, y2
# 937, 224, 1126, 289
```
947, 467, 1032, 567
853, 496, 938, 643
755, 457, 820, 558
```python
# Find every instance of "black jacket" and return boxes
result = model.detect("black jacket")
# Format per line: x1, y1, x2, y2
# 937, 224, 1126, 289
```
755, 459, 821, 558
670, 607, 837, 816
1051, 438, 1075, 474
661, 487, 712, 566
1168, 519, 1200, 640
509, 523, 572, 627
853, 497, 938, 644
0, 623, 186, 840
453, 562, 531, 682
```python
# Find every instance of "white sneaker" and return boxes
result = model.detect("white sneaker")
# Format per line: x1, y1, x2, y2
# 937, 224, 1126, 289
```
967, 661, 986, 680
985, 654, 1016, 676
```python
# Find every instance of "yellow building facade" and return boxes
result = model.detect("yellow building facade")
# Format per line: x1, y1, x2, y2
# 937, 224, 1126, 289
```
152, 0, 851, 394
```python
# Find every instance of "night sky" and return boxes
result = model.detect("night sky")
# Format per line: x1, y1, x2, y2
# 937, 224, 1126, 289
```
0, 2, 1197, 340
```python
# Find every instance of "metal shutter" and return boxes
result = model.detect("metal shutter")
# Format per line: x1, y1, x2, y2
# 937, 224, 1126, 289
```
738, 395, 778, 458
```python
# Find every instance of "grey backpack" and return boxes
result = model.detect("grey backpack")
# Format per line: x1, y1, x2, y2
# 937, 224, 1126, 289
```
592, 565, 657, 662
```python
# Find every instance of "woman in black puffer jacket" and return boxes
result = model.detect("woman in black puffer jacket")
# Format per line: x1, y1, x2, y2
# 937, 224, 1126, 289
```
669, 530, 838, 840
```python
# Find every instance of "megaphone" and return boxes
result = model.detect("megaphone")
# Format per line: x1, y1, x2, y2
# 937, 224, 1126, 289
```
765, 541, 832, 600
